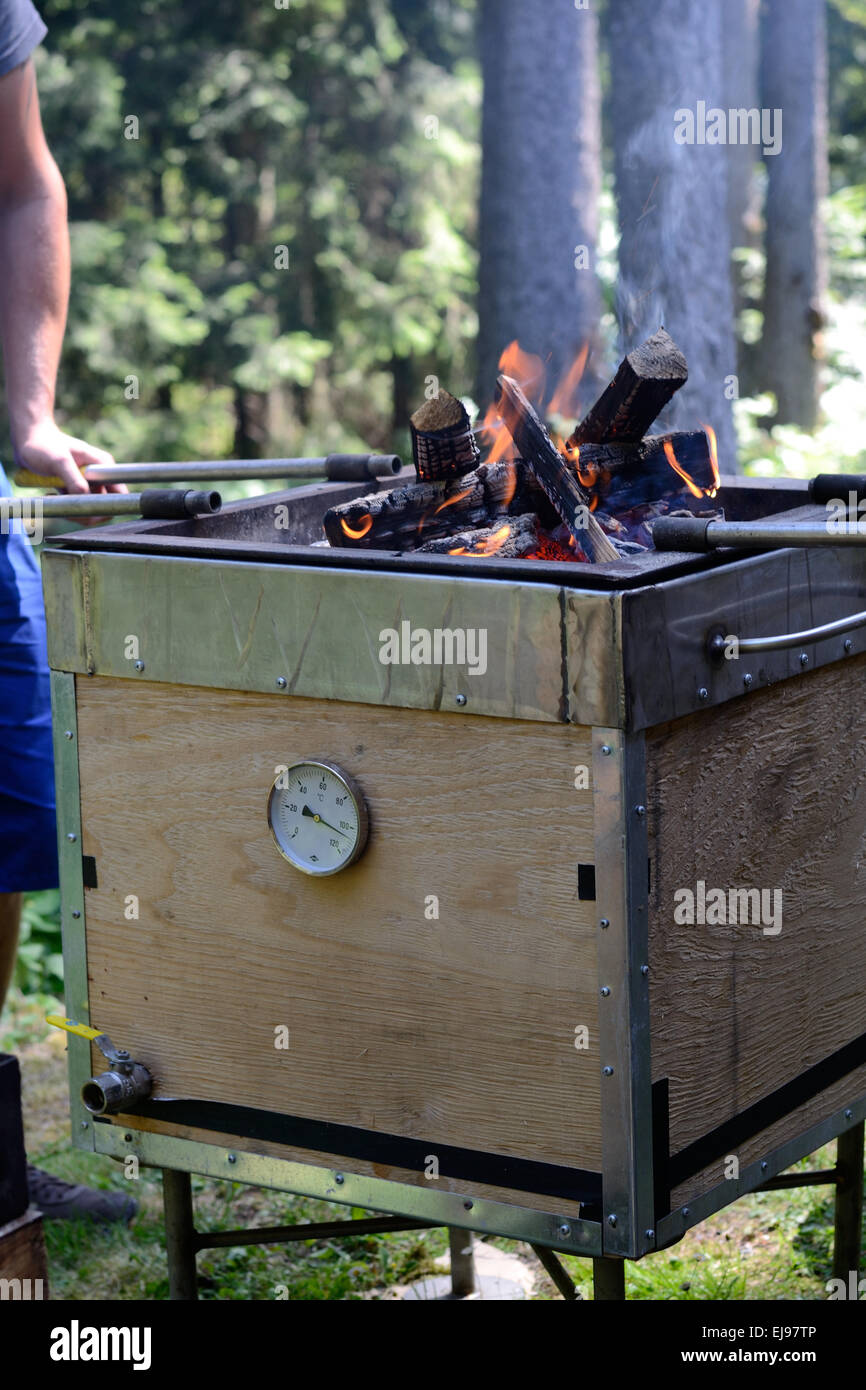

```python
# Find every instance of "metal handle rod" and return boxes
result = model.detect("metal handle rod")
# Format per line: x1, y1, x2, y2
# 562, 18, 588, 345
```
655, 517, 866, 551
709, 608, 866, 655
13, 454, 403, 488
0, 489, 220, 519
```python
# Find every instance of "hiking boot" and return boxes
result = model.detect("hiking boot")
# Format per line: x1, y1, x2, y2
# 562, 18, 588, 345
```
27, 1165, 137, 1224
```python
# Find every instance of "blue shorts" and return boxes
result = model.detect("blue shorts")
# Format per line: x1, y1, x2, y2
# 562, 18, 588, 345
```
0, 464, 58, 891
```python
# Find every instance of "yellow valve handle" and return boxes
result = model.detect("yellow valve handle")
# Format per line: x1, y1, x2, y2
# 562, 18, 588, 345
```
46, 1014, 104, 1042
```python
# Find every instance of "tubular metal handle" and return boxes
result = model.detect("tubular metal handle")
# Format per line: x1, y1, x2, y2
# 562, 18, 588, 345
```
708, 609, 866, 656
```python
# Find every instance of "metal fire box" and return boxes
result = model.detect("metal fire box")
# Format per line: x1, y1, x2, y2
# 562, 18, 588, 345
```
42, 472, 866, 1260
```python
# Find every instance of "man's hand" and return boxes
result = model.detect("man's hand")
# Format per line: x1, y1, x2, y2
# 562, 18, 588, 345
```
14, 417, 126, 494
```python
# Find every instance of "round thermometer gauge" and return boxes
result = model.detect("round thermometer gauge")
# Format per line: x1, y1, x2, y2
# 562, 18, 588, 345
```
267, 760, 369, 876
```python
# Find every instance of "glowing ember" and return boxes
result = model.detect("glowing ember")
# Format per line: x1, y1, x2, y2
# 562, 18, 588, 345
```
340, 513, 373, 540
663, 440, 704, 500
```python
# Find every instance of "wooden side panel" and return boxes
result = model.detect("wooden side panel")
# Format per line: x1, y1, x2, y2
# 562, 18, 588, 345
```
76, 678, 600, 1174
647, 654, 866, 1207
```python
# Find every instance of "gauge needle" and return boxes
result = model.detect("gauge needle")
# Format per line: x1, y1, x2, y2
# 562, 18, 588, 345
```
302, 805, 350, 838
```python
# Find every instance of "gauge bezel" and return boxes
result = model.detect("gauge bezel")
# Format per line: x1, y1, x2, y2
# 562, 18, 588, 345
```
267, 758, 369, 876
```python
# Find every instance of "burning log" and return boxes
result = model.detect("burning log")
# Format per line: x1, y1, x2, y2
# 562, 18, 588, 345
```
496, 374, 621, 563
567, 327, 688, 448
410, 391, 480, 482
576, 431, 715, 509
322, 461, 541, 550
417, 513, 539, 558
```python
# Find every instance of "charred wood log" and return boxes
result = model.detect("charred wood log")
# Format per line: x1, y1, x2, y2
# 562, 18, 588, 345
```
496, 373, 620, 563
410, 391, 480, 482
417, 513, 540, 557
322, 461, 541, 550
567, 327, 688, 447
576, 430, 714, 508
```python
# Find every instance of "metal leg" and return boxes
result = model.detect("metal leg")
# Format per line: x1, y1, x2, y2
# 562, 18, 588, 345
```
448, 1226, 476, 1297
162, 1169, 198, 1300
833, 1121, 864, 1285
592, 1256, 626, 1300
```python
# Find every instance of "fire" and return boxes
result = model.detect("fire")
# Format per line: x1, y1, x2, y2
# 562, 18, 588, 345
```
434, 487, 473, 516
700, 422, 720, 497
663, 439, 704, 500
478, 523, 511, 555
477, 340, 546, 465
340, 513, 373, 540
450, 523, 512, 558
548, 342, 589, 419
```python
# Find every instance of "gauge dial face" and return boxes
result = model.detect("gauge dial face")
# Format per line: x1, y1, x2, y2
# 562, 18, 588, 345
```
267, 760, 369, 876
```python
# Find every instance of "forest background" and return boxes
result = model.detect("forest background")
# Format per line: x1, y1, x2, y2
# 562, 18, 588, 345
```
3, 0, 862, 489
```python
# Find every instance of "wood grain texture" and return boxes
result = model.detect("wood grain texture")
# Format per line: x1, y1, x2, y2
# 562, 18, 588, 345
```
0, 1208, 48, 1288
77, 678, 600, 1171
647, 654, 866, 1205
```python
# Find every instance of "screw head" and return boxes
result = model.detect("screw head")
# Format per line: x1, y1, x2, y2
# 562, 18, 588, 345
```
645, 1229, 655, 1240
134, 660, 145, 672
124, 1132, 133, 1142
799, 653, 809, 667
743, 673, 753, 688
71, 909, 81, 919
635, 804, 646, 818
844, 639, 854, 654
640, 964, 649, 976
276, 676, 287, 689
227, 1153, 237, 1164
602, 1065, 614, 1077
761, 1161, 768, 1172
64, 729, 74, 740
80, 1120, 89, 1130
601, 744, 612, 756
559, 1223, 571, 1237
455, 693, 467, 707
600, 986, 611, 997
66, 832, 77, 842
599, 918, 610, 929
334, 1173, 344, 1185
463, 1200, 473, 1211
682, 1207, 690, 1218
844, 1109, 853, 1120
607, 1214, 617, 1227
698, 687, 709, 701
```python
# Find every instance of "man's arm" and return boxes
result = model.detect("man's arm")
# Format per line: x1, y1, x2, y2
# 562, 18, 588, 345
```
0, 57, 118, 492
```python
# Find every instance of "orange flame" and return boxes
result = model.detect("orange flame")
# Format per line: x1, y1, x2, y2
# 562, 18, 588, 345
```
434, 487, 473, 516
478, 522, 511, 555
451, 523, 513, 558
700, 422, 720, 497
548, 343, 589, 419
663, 440, 703, 500
340, 513, 373, 540
478, 340, 546, 464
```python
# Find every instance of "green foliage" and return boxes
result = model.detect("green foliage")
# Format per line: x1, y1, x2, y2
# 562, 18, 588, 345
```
15, 890, 64, 997
10, 1, 480, 466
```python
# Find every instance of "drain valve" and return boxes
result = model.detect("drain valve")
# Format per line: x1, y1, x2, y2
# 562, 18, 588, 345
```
47, 1015, 152, 1114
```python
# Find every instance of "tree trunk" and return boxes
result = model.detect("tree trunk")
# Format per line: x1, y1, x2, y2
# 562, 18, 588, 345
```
723, 0, 761, 260
607, 0, 739, 471
759, 0, 828, 428
477, 0, 604, 409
